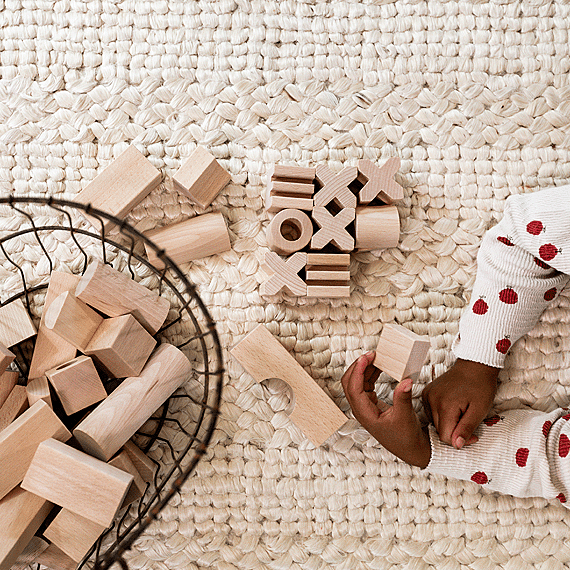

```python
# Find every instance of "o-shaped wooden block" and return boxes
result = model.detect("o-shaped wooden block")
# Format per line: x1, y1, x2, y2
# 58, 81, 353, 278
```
266, 209, 313, 255
355, 205, 400, 251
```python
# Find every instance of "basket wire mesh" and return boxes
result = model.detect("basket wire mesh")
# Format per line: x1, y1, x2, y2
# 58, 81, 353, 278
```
0, 196, 224, 570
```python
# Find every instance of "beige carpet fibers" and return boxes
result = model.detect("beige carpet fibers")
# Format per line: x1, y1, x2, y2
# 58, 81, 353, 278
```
3, 0, 570, 568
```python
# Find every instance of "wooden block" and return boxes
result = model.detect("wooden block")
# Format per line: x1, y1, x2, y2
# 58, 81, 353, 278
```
267, 164, 315, 182
0, 369, 18, 408
311, 206, 355, 252
44, 509, 106, 563
108, 449, 146, 507
35, 544, 78, 570
22, 438, 134, 528
11, 536, 48, 570
373, 323, 431, 382
75, 145, 162, 230
260, 251, 307, 297
306, 285, 351, 298
305, 269, 351, 281
85, 314, 156, 378
173, 146, 231, 209
266, 209, 313, 255
123, 440, 157, 483
0, 299, 36, 348
43, 292, 104, 352
0, 400, 71, 501
306, 253, 351, 266
46, 356, 107, 416
29, 271, 81, 380
0, 486, 53, 570
231, 324, 347, 446
75, 261, 170, 335
314, 165, 358, 209
0, 342, 15, 374
357, 157, 404, 205
26, 376, 52, 408
355, 205, 400, 251
73, 343, 192, 461
0, 385, 29, 432
144, 211, 231, 269
265, 194, 314, 214
268, 179, 315, 196
305, 253, 351, 297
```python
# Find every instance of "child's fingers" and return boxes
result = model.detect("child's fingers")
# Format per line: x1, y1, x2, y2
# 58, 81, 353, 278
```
451, 407, 482, 449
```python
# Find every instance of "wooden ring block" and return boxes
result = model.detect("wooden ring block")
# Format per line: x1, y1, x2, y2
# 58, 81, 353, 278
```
355, 205, 400, 251
230, 324, 347, 446
266, 209, 313, 255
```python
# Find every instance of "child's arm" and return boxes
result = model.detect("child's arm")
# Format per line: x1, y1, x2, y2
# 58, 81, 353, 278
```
423, 185, 570, 449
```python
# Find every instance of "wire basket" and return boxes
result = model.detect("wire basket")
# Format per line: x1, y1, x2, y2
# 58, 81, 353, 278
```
0, 196, 224, 570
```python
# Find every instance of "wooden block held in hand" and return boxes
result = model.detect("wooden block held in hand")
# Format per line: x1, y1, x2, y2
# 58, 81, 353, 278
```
173, 146, 231, 209
43, 292, 104, 352
0, 401, 71, 501
0, 385, 28, 432
26, 376, 52, 408
74, 344, 192, 461
75, 145, 162, 230
231, 324, 347, 446
373, 323, 431, 381
22, 438, 134, 528
29, 271, 81, 380
0, 486, 53, 570
266, 209, 313, 255
44, 509, 106, 563
144, 211, 231, 269
0, 370, 18, 408
355, 205, 400, 251
0, 299, 36, 348
75, 261, 170, 335
46, 356, 107, 416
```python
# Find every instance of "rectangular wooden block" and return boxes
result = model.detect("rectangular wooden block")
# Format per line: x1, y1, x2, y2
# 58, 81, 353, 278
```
0, 299, 36, 348
306, 285, 351, 298
44, 509, 106, 563
0, 400, 71, 501
26, 376, 52, 408
35, 543, 79, 570
268, 164, 315, 182
74, 343, 192, 461
75, 145, 162, 230
22, 438, 134, 528
123, 440, 157, 483
306, 253, 351, 266
0, 385, 28, 432
46, 356, 107, 416
374, 323, 431, 381
0, 342, 15, 374
144, 211, 231, 270
108, 449, 146, 507
231, 324, 347, 446
268, 179, 315, 196
0, 486, 53, 570
28, 271, 81, 380
11, 536, 48, 570
173, 146, 231, 209
0, 370, 18, 409
305, 269, 351, 281
265, 194, 314, 214
75, 261, 170, 335
43, 292, 104, 352
85, 314, 156, 378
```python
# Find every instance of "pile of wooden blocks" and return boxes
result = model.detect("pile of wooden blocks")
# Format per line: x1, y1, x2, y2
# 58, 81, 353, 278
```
0, 261, 194, 570
262, 157, 403, 298
74, 144, 232, 268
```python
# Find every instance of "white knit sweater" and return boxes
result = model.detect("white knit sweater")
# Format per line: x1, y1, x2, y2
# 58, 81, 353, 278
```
426, 185, 570, 506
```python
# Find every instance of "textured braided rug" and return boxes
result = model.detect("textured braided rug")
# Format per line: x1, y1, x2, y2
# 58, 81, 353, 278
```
3, 0, 570, 568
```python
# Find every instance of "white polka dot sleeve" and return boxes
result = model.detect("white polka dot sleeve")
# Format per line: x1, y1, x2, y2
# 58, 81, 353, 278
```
453, 185, 570, 368
426, 408, 570, 507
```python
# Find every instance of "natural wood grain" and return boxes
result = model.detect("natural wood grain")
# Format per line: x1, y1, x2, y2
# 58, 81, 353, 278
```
357, 157, 404, 205
314, 165, 357, 209
266, 209, 313, 255
26, 376, 52, 408
0, 385, 28, 432
75, 261, 169, 335
35, 543, 78, 570
0, 299, 36, 348
73, 343, 192, 461
0, 370, 19, 409
108, 449, 146, 507
231, 324, 347, 446
267, 165, 315, 182
0, 342, 15, 375
310, 206, 355, 252
355, 205, 400, 251
123, 440, 157, 483
260, 251, 307, 297
21, 438, 133, 528
11, 536, 48, 570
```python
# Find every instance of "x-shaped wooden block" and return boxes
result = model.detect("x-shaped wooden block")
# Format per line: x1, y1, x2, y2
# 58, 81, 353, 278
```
314, 165, 357, 209
358, 157, 404, 204
311, 207, 355, 252
260, 251, 307, 296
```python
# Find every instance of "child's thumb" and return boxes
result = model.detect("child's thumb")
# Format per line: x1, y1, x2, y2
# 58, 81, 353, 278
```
392, 378, 415, 417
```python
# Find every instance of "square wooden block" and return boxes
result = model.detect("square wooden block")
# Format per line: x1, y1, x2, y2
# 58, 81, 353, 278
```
173, 146, 231, 209
85, 314, 157, 378
373, 323, 430, 381
46, 356, 107, 416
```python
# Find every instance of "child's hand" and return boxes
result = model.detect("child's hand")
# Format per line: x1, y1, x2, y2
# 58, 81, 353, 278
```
341, 352, 431, 469
421, 359, 499, 449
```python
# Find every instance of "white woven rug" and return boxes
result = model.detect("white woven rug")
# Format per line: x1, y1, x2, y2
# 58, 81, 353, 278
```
3, 0, 570, 568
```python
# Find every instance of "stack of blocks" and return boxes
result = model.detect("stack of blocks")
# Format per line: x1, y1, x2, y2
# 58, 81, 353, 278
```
0, 261, 197, 570
262, 157, 403, 298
